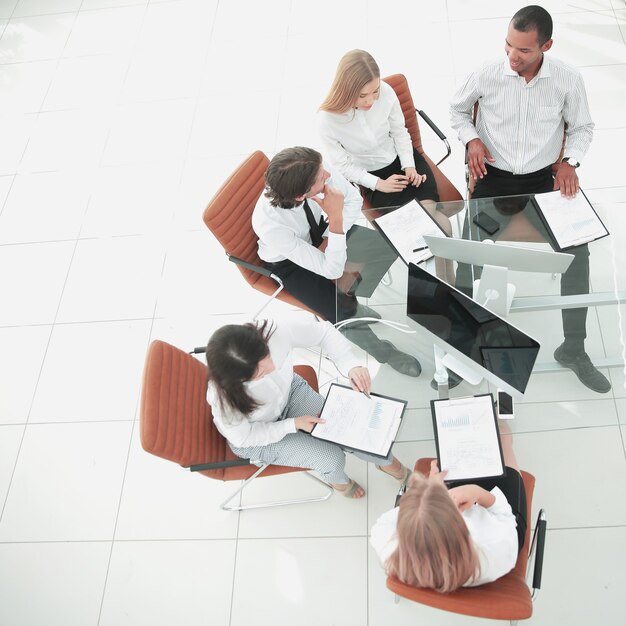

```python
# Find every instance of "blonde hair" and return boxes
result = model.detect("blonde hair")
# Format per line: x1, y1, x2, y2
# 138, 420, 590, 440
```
319, 50, 380, 114
386, 473, 480, 593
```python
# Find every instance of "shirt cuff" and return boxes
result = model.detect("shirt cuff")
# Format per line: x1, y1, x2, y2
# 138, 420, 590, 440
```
460, 128, 481, 147
360, 171, 380, 191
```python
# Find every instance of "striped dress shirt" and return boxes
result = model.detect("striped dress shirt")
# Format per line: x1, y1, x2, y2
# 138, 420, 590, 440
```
449, 55, 594, 174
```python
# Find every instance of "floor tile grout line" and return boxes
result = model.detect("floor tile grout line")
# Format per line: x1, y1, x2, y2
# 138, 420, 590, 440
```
96, 399, 151, 626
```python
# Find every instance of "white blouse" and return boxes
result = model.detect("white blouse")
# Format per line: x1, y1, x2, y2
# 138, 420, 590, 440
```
370, 486, 518, 587
206, 314, 361, 449
317, 80, 415, 190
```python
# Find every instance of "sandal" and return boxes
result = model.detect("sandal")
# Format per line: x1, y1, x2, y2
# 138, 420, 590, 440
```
333, 479, 365, 499
376, 462, 411, 485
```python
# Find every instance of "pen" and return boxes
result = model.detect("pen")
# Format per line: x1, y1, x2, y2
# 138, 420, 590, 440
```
412, 245, 428, 253
361, 390, 371, 399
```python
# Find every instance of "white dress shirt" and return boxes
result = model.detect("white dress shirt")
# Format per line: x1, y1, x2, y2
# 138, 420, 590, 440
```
370, 486, 518, 587
206, 314, 361, 449
449, 55, 594, 174
317, 81, 415, 190
252, 163, 363, 279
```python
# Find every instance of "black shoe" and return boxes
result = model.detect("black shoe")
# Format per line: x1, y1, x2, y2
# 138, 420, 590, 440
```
430, 369, 463, 391
381, 340, 421, 377
553, 344, 611, 394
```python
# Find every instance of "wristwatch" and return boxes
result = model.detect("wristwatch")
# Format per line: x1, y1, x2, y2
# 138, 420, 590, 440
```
562, 157, 580, 168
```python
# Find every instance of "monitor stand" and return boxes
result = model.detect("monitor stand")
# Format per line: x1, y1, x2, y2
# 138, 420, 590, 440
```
473, 264, 515, 317
433, 345, 483, 398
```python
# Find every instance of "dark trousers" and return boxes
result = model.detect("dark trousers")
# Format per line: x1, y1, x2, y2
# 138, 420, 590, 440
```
264, 227, 397, 364
362, 148, 440, 208
467, 165, 589, 352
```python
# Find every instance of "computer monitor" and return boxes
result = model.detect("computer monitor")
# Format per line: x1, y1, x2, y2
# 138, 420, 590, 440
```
407, 264, 540, 396
422, 234, 574, 273
422, 234, 574, 316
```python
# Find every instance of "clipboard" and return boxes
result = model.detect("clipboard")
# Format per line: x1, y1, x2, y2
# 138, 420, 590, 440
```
311, 383, 407, 458
430, 393, 504, 482
530, 189, 609, 251
372, 199, 449, 266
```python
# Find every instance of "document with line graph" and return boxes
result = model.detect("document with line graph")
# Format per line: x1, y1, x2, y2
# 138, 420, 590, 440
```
430, 394, 504, 481
311, 384, 407, 458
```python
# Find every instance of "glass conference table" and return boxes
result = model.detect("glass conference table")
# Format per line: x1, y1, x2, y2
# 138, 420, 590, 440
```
333, 191, 626, 408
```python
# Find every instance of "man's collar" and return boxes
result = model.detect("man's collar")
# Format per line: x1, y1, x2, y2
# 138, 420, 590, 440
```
502, 54, 552, 79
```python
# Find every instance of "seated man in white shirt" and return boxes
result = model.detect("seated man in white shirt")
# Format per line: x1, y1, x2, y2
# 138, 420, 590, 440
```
252, 146, 421, 377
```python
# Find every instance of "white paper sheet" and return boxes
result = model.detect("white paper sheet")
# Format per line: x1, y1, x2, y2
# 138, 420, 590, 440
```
312, 385, 405, 457
432, 395, 503, 481
373, 199, 446, 265
533, 190, 608, 249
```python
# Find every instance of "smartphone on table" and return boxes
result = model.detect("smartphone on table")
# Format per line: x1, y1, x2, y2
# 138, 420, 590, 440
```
473, 211, 500, 236
497, 390, 514, 419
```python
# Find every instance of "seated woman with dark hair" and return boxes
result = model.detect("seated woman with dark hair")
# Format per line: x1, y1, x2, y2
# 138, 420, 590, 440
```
318, 49, 440, 209
370, 423, 526, 590
205, 313, 411, 499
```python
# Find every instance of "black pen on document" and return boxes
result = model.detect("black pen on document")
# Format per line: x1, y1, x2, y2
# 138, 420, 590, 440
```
412, 245, 428, 253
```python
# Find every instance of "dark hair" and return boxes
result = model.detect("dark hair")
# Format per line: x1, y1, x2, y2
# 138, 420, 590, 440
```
206, 320, 275, 417
264, 147, 323, 209
511, 5, 553, 46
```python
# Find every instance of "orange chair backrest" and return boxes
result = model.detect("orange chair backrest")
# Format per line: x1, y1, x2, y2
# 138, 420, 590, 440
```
140, 339, 319, 481
202, 151, 269, 290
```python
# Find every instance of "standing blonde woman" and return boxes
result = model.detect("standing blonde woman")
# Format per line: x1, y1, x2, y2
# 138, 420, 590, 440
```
318, 50, 440, 208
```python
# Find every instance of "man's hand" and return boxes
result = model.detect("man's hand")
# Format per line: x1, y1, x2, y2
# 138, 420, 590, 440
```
404, 167, 428, 188
553, 162, 580, 198
467, 138, 495, 180
375, 174, 409, 193
348, 366, 372, 395
295, 415, 325, 432
314, 184, 344, 232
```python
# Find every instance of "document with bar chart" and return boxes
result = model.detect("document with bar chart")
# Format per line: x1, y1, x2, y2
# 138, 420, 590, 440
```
311, 384, 407, 458
430, 394, 504, 481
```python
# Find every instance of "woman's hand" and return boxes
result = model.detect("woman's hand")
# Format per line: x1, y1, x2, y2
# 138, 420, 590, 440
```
448, 484, 495, 511
376, 174, 409, 193
404, 167, 427, 187
428, 459, 448, 483
295, 415, 325, 433
348, 366, 371, 394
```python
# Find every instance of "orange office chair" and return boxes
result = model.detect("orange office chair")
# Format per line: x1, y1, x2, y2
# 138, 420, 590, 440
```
386, 457, 546, 624
202, 150, 320, 318
140, 339, 333, 511
361, 73, 463, 211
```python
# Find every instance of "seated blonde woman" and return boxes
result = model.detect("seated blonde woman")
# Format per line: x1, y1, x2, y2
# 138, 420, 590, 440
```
318, 49, 439, 209
370, 423, 527, 590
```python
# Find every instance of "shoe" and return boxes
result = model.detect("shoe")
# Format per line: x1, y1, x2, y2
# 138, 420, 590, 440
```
430, 369, 463, 391
553, 344, 611, 394
381, 340, 421, 377
332, 479, 365, 499
376, 462, 412, 485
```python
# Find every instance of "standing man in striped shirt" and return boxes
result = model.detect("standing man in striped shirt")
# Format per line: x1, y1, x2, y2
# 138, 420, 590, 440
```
449, 5, 610, 393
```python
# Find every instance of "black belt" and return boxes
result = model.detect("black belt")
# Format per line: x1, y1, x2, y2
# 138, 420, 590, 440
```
264, 259, 293, 270
485, 163, 552, 179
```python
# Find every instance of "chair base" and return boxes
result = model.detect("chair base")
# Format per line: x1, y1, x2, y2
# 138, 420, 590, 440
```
220, 464, 334, 511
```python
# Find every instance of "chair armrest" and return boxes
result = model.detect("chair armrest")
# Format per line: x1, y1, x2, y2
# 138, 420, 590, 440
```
417, 109, 451, 165
190, 458, 251, 471
528, 508, 547, 596
228, 254, 274, 278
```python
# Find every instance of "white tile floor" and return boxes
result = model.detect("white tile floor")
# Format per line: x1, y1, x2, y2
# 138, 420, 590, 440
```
0, 1, 625, 625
